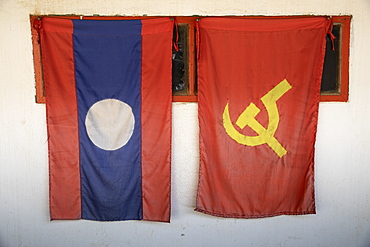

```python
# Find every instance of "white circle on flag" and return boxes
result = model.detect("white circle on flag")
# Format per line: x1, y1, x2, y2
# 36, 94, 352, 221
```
85, 99, 135, 151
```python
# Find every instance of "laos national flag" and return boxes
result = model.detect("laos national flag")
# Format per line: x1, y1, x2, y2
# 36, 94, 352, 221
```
41, 17, 172, 222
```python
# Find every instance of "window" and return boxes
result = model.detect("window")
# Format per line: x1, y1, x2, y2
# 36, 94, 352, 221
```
171, 17, 198, 102
30, 15, 351, 103
320, 16, 350, 102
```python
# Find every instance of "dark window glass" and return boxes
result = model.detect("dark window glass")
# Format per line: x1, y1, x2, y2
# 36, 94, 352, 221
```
321, 24, 341, 93
172, 24, 189, 95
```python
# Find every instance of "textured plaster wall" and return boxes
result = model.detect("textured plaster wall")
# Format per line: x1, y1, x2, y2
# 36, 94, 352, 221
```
0, 0, 369, 246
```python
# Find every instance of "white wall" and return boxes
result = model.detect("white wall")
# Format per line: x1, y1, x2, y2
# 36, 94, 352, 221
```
0, 0, 369, 246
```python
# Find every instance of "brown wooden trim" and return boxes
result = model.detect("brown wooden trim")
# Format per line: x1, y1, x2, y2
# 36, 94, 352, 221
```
31, 15, 351, 103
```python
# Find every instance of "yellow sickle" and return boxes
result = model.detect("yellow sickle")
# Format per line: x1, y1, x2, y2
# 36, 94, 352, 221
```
222, 79, 292, 157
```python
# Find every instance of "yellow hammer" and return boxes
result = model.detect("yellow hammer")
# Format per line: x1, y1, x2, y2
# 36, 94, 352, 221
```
222, 79, 292, 157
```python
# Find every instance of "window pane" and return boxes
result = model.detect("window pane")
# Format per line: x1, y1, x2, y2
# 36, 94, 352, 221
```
321, 24, 341, 93
172, 24, 189, 95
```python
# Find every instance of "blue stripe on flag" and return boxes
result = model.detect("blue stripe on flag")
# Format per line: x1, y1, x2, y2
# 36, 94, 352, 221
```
72, 20, 143, 221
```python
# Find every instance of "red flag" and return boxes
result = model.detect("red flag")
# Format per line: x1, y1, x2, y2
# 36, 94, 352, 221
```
196, 17, 331, 218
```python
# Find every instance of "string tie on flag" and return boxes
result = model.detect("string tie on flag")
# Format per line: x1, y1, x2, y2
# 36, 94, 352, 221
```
172, 17, 179, 52
327, 17, 336, 51
33, 17, 42, 44
196, 19, 200, 61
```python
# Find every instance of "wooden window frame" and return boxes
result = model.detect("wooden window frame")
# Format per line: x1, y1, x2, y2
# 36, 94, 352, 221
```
172, 17, 198, 102
30, 15, 350, 103
320, 15, 350, 102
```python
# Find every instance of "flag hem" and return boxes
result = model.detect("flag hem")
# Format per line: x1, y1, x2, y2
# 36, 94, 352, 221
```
194, 208, 316, 219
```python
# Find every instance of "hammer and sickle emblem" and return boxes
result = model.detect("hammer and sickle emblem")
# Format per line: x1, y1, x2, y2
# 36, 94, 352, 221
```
222, 79, 292, 157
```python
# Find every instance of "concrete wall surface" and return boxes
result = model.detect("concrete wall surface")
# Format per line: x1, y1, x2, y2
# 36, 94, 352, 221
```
0, 0, 369, 246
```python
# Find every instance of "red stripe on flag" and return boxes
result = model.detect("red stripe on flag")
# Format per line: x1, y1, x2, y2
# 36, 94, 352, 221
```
42, 18, 81, 220
141, 18, 173, 222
